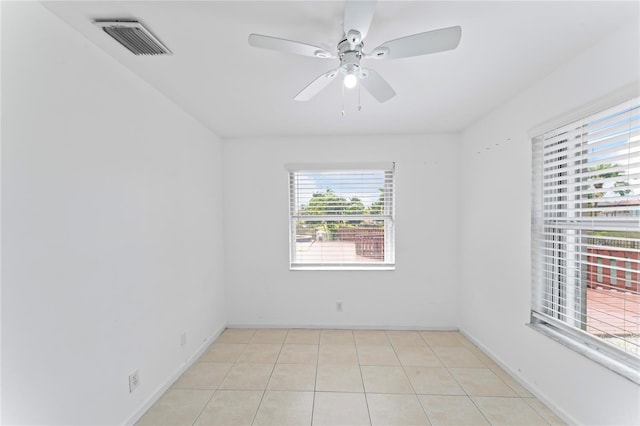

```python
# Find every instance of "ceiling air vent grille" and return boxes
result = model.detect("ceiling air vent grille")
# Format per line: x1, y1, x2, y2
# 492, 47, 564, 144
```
95, 20, 171, 56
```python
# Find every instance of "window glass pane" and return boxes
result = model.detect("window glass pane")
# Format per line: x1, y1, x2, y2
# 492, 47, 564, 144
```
294, 220, 386, 264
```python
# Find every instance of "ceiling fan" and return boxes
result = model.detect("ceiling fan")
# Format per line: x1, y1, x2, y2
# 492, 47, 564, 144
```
248, 0, 461, 103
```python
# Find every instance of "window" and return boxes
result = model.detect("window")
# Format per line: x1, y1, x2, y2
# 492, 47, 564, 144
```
288, 163, 395, 270
531, 97, 639, 381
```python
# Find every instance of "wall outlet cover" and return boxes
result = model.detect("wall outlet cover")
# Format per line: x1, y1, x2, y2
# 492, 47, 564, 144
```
129, 370, 140, 393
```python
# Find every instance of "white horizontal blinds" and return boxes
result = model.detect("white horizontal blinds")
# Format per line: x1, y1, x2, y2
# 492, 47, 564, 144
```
289, 166, 395, 267
533, 97, 640, 359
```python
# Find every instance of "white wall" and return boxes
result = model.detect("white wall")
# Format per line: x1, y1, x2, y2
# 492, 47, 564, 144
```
223, 134, 460, 329
1, 3, 225, 424
459, 21, 640, 425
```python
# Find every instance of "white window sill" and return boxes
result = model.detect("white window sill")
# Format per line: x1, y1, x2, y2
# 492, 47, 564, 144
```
527, 319, 640, 385
290, 265, 395, 271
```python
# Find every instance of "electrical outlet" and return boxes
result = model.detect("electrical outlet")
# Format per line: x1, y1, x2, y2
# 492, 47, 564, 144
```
180, 332, 187, 347
128, 370, 140, 393
336, 301, 343, 312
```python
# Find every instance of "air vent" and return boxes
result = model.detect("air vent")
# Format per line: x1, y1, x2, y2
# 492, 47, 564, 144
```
94, 20, 171, 56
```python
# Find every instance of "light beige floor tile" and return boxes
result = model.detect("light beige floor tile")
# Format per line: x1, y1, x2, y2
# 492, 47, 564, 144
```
173, 362, 232, 390
524, 398, 567, 425
312, 392, 370, 426
488, 365, 535, 397
432, 347, 485, 368
285, 328, 320, 344
267, 363, 316, 391
217, 329, 255, 344
357, 344, 400, 365
419, 395, 489, 426
316, 363, 364, 392
367, 393, 430, 426
277, 344, 318, 364
250, 328, 288, 344
361, 365, 414, 394
404, 367, 465, 395
137, 389, 214, 426
394, 345, 442, 367
140, 329, 547, 426
476, 358, 502, 373
200, 343, 246, 363
318, 344, 359, 364
253, 391, 314, 426
220, 363, 274, 390
472, 396, 548, 425
452, 331, 476, 348
194, 390, 262, 426
354, 330, 391, 346
465, 346, 497, 367
456, 335, 479, 350
320, 329, 355, 345
236, 343, 282, 364
449, 368, 517, 397
420, 331, 466, 348
386, 330, 426, 347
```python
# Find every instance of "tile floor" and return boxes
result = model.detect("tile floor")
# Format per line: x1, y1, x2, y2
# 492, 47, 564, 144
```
136, 329, 566, 426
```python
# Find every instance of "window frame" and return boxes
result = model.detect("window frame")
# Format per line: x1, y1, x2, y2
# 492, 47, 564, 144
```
529, 91, 640, 384
287, 163, 396, 271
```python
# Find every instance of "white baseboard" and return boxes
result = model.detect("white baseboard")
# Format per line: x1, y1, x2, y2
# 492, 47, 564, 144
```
458, 327, 578, 426
225, 323, 458, 331
123, 324, 226, 426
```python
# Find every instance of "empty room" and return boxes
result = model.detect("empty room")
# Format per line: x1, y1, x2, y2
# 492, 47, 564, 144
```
2, 1, 639, 425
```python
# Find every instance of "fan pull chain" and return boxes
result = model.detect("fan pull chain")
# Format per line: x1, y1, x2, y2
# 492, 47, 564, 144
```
358, 80, 362, 111
341, 80, 346, 117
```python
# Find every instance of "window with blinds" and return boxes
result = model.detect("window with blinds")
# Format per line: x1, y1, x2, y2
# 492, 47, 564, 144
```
531, 97, 639, 376
288, 164, 395, 270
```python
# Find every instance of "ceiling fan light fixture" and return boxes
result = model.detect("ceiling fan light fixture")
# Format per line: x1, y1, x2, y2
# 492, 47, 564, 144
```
343, 73, 358, 89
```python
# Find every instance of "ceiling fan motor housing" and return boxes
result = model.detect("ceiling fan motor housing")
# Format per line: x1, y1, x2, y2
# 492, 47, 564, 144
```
338, 39, 362, 75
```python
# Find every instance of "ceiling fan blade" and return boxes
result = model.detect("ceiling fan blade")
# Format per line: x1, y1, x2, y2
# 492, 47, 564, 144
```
369, 26, 461, 60
248, 34, 334, 58
359, 68, 395, 103
294, 69, 339, 101
343, 0, 377, 40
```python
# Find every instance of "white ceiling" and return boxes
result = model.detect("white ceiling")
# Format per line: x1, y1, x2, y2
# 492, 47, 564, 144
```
43, 1, 638, 138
